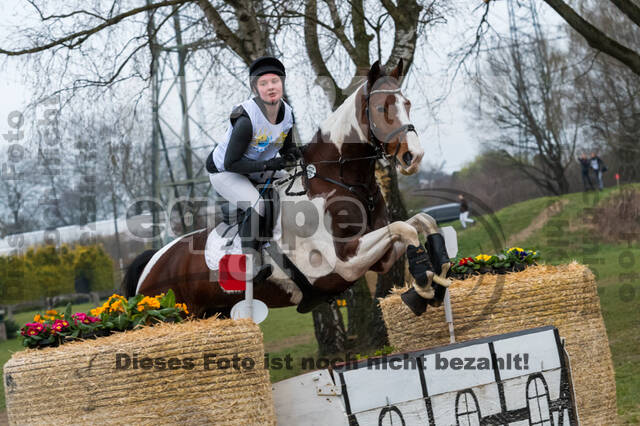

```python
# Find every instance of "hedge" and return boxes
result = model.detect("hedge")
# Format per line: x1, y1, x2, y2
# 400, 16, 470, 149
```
0, 244, 114, 304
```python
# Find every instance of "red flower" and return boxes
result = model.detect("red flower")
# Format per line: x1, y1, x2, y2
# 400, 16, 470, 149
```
458, 257, 474, 266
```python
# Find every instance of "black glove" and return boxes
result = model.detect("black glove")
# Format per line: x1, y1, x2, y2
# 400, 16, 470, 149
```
263, 157, 287, 171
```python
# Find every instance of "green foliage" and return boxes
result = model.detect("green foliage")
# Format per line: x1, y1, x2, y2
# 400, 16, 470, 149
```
450, 247, 539, 277
0, 244, 114, 304
3, 319, 20, 339
20, 290, 188, 349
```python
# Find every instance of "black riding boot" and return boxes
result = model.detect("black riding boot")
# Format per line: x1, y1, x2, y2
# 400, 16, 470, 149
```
238, 207, 272, 284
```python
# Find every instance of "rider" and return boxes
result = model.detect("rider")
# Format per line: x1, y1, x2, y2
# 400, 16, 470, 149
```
206, 56, 300, 284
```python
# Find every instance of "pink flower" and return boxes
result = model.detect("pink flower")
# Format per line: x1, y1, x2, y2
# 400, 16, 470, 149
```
72, 313, 100, 324
51, 319, 69, 333
72, 312, 87, 325
23, 322, 46, 336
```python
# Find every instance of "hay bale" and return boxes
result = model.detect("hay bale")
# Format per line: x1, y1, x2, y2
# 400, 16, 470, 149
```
380, 262, 616, 425
3, 318, 276, 425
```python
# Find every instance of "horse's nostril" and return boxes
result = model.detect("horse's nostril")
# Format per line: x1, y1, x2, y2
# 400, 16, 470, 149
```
403, 151, 414, 165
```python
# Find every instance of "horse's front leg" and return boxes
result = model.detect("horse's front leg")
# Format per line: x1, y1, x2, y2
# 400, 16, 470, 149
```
333, 221, 420, 282
407, 212, 452, 281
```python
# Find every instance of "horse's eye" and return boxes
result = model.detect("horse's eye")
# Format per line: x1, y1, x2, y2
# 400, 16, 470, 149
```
376, 106, 385, 113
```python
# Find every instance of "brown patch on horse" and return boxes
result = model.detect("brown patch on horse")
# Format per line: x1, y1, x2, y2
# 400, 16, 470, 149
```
303, 128, 388, 262
137, 229, 295, 318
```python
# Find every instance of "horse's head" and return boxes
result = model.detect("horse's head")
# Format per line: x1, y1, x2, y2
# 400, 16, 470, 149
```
360, 60, 424, 175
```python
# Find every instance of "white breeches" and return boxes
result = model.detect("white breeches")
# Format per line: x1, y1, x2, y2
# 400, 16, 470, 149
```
209, 171, 287, 216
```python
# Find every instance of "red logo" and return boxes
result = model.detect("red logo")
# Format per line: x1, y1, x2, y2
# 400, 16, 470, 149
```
219, 254, 246, 291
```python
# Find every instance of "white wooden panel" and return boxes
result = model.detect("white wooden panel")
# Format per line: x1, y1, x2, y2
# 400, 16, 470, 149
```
354, 399, 431, 426
273, 370, 347, 425
492, 328, 560, 380
423, 344, 496, 395
430, 381, 502, 425
339, 364, 424, 414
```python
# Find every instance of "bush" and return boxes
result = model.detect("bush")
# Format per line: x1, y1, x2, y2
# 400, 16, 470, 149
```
4, 318, 20, 339
0, 244, 115, 304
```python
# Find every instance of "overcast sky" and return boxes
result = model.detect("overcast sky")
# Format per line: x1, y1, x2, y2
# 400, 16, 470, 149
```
0, 1, 564, 174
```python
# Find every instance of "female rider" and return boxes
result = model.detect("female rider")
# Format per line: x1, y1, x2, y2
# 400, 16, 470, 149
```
206, 56, 300, 284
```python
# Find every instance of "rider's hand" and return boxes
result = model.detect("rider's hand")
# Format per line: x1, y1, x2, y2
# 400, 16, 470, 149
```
284, 151, 298, 164
263, 157, 287, 171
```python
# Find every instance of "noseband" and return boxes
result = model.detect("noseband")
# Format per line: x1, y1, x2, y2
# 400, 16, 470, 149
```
285, 82, 417, 225
363, 84, 418, 159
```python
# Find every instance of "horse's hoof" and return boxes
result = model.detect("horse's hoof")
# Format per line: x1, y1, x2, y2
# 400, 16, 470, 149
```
401, 288, 428, 316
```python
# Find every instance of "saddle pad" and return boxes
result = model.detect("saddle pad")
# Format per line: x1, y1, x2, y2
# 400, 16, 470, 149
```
205, 213, 283, 272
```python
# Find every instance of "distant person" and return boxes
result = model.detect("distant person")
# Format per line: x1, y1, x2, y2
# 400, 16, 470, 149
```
590, 152, 606, 190
578, 153, 594, 191
458, 194, 475, 229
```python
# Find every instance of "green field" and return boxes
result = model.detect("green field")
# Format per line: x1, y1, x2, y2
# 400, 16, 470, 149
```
1, 186, 638, 422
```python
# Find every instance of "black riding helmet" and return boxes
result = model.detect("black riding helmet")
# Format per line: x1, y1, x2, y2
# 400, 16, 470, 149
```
249, 56, 285, 93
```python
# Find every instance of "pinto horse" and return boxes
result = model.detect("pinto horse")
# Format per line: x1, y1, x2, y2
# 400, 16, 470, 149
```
120, 60, 451, 317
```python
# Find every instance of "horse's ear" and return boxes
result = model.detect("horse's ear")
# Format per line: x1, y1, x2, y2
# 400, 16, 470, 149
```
367, 61, 381, 89
390, 58, 404, 80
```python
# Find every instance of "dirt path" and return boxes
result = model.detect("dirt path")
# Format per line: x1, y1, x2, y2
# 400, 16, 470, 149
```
506, 199, 569, 247
0, 410, 8, 426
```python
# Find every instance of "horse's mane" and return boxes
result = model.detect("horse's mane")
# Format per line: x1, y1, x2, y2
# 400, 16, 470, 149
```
298, 68, 393, 151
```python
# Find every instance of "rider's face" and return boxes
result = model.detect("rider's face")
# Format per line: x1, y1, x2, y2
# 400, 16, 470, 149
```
256, 73, 283, 104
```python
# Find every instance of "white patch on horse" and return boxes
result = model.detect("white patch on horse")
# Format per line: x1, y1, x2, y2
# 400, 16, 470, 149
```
268, 178, 341, 300
135, 230, 201, 294
332, 221, 420, 282
319, 83, 366, 152
394, 94, 423, 158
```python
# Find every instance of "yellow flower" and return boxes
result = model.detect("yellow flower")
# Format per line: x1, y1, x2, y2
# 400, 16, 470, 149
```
108, 294, 126, 303
174, 303, 189, 314
137, 296, 161, 310
90, 306, 105, 316
45, 309, 58, 316
33, 314, 44, 323
508, 247, 524, 253
109, 299, 125, 313
475, 254, 492, 262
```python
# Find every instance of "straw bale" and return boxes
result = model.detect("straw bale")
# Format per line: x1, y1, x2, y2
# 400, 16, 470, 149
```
3, 318, 276, 425
380, 262, 616, 425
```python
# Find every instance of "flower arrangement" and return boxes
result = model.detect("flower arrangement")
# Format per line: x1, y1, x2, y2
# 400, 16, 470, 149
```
20, 290, 189, 349
449, 247, 539, 279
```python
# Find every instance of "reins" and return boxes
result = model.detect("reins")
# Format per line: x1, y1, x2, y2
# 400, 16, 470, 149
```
283, 82, 418, 226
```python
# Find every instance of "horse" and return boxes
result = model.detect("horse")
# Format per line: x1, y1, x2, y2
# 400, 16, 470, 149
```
120, 59, 451, 318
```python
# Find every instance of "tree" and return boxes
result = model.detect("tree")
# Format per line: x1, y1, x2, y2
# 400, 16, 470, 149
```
480, 0, 640, 78
471, 1, 578, 195
568, 1, 640, 181
282, 0, 450, 353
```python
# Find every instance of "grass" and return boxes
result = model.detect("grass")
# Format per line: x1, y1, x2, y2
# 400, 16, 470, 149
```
1, 186, 638, 421
453, 184, 640, 423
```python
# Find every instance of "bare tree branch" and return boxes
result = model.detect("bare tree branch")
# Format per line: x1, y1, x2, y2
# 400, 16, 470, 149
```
541, 0, 640, 76
608, 0, 640, 29
0, 0, 191, 56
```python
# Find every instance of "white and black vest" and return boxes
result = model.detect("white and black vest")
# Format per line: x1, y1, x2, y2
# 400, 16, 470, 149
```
212, 98, 294, 172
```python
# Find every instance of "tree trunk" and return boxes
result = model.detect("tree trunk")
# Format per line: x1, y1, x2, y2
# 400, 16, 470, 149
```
312, 301, 346, 356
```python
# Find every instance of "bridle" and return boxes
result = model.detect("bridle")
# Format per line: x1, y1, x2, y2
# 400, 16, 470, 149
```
284, 82, 417, 226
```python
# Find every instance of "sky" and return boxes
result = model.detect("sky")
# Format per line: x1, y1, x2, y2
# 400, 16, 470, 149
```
0, 1, 565, 175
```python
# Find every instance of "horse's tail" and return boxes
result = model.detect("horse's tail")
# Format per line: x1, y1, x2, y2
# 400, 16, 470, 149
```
119, 249, 157, 298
